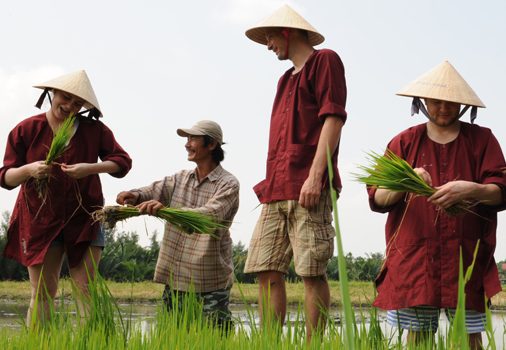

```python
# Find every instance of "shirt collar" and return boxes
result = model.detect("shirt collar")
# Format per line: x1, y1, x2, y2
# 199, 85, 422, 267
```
189, 164, 223, 183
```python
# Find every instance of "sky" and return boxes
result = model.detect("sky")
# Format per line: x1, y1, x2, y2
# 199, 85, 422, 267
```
1, 0, 505, 259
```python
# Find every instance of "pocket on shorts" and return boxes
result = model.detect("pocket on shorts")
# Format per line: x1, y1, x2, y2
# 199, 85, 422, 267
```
307, 219, 335, 262
307, 194, 335, 262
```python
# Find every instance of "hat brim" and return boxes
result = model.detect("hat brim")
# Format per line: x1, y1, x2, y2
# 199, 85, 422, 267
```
396, 92, 485, 108
245, 26, 324, 46
176, 128, 206, 138
34, 85, 99, 112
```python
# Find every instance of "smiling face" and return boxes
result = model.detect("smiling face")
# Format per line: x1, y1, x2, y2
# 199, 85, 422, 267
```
425, 98, 462, 127
185, 135, 216, 164
265, 28, 289, 60
50, 89, 85, 121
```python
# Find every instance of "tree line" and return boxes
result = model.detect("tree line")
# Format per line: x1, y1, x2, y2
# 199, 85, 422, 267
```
2, 211, 505, 284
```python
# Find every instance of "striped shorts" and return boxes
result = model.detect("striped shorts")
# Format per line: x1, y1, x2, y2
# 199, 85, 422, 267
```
387, 306, 487, 334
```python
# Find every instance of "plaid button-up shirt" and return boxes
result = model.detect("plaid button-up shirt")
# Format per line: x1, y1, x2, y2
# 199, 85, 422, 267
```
132, 165, 239, 292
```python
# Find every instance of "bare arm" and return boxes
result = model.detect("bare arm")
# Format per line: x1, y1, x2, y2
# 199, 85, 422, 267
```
299, 116, 344, 209
429, 181, 503, 208
61, 160, 121, 179
4, 161, 52, 188
373, 167, 433, 208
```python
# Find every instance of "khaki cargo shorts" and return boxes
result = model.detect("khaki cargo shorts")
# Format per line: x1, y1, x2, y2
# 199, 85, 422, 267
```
244, 192, 335, 277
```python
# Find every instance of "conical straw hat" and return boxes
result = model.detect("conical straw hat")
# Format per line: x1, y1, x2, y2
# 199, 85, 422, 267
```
396, 60, 485, 107
34, 70, 102, 114
245, 4, 324, 46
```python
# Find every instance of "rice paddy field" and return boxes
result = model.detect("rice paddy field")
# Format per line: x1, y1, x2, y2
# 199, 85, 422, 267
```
1, 154, 504, 349
0, 279, 505, 349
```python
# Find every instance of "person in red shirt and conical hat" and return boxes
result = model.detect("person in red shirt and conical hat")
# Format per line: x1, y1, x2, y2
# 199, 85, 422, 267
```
0, 70, 132, 325
369, 60, 506, 349
244, 4, 348, 340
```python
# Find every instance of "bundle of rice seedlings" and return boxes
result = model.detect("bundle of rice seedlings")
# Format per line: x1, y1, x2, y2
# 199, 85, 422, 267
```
35, 114, 77, 198
92, 205, 225, 237
44, 113, 77, 165
354, 150, 472, 214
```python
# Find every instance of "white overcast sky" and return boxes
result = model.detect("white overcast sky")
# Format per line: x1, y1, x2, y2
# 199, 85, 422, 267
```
1, 0, 505, 259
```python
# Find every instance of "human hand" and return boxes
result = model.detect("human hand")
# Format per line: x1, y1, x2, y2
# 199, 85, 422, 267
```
28, 161, 52, 180
137, 200, 164, 215
60, 163, 92, 179
116, 191, 139, 205
298, 175, 322, 209
414, 167, 433, 186
428, 180, 475, 209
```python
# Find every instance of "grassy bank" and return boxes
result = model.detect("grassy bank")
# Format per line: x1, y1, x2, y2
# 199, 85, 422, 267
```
1, 280, 506, 309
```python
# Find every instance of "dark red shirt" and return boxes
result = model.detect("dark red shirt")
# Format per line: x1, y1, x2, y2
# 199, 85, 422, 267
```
254, 49, 347, 203
1, 113, 132, 267
369, 122, 506, 312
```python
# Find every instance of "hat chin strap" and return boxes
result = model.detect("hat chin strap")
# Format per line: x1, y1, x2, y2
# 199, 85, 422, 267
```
78, 108, 101, 120
35, 88, 51, 109
35, 88, 101, 120
411, 97, 478, 124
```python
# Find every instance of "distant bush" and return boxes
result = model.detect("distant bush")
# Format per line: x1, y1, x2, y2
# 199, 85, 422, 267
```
1, 210, 384, 283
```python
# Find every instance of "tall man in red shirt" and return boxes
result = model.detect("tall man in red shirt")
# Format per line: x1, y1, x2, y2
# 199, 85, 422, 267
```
369, 61, 506, 348
243, 5, 347, 339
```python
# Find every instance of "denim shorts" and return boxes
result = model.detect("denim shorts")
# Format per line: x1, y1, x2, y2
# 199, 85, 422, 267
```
387, 306, 487, 334
50, 225, 106, 248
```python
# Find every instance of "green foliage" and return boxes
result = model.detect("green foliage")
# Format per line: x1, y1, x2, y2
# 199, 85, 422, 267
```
355, 149, 435, 196
45, 114, 77, 164
327, 144, 355, 349
99, 229, 159, 282
1, 209, 385, 283
0, 211, 28, 280
93, 205, 225, 236
232, 241, 254, 283
327, 253, 383, 281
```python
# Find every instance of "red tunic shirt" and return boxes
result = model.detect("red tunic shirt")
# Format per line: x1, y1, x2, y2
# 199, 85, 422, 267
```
369, 122, 506, 312
254, 49, 347, 203
1, 113, 132, 267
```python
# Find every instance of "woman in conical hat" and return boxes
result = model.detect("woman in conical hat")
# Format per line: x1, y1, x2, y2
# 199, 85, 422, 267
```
368, 61, 506, 348
0, 70, 132, 324
396, 60, 485, 123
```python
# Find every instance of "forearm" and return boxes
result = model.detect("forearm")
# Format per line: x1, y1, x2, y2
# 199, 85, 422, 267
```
133, 176, 175, 205
4, 165, 32, 187
89, 160, 121, 175
309, 116, 344, 179
373, 188, 405, 207
469, 183, 503, 206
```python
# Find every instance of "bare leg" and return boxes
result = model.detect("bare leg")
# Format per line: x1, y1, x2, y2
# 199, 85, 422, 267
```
257, 271, 286, 330
69, 246, 102, 318
26, 245, 65, 326
302, 275, 330, 341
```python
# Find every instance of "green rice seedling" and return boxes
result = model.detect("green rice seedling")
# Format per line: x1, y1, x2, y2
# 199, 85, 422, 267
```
77, 261, 128, 342
484, 296, 496, 350
448, 241, 480, 349
35, 113, 77, 198
354, 150, 474, 215
44, 113, 77, 165
326, 145, 355, 349
92, 205, 225, 237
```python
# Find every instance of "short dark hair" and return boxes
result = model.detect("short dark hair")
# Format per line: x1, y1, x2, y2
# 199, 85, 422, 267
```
203, 135, 225, 163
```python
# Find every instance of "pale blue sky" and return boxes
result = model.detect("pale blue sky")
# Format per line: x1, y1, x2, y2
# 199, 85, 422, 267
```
1, 0, 505, 259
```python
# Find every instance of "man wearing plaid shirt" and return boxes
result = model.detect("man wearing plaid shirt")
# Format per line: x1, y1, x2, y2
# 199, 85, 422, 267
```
116, 120, 239, 329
